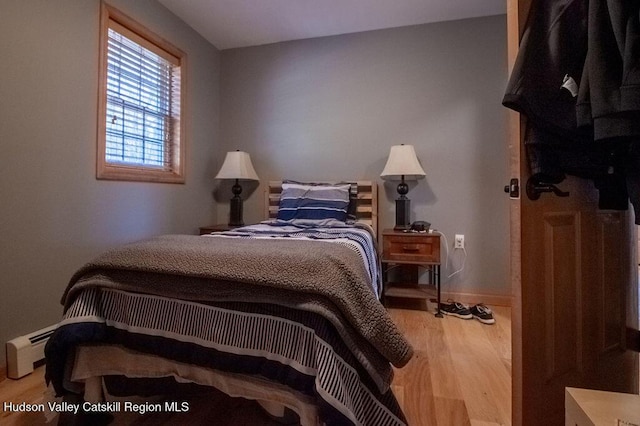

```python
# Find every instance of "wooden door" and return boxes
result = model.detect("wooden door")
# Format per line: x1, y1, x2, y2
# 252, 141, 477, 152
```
507, 1, 639, 425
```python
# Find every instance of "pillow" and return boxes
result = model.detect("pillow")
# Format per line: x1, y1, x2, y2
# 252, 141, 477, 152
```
276, 181, 351, 223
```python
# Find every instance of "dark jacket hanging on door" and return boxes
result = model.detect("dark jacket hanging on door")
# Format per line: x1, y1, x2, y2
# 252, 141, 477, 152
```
503, 0, 640, 222
577, 0, 640, 140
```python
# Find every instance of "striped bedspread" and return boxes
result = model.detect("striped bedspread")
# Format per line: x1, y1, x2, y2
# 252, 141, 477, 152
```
48, 288, 407, 425
206, 222, 381, 297
46, 224, 412, 425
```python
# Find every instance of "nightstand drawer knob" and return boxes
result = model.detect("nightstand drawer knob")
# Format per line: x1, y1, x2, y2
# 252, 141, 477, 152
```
402, 244, 421, 252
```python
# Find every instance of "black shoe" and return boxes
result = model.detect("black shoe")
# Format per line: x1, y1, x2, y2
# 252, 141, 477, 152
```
470, 303, 495, 324
439, 300, 472, 319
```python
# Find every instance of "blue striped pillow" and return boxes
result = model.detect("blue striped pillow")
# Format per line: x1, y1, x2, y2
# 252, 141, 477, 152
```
277, 182, 350, 222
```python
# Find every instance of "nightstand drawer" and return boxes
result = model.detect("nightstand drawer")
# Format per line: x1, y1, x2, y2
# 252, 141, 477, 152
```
383, 233, 440, 263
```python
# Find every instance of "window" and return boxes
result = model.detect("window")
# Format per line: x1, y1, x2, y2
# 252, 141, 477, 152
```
97, 4, 186, 183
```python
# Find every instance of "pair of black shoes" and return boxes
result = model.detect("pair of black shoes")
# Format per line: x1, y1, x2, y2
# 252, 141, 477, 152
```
439, 300, 495, 324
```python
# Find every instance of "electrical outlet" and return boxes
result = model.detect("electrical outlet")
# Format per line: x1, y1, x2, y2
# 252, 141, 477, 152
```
454, 234, 465, 249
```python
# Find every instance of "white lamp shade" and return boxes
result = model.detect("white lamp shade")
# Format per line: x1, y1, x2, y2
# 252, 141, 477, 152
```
380, 144, 426, 180
215, 151, 259, 181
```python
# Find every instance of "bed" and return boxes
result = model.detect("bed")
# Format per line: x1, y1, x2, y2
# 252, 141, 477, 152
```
44, 180, 413, 425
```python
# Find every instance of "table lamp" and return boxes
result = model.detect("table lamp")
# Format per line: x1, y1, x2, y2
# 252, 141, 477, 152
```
380, 144, 426, 230
215, 150, 259, 226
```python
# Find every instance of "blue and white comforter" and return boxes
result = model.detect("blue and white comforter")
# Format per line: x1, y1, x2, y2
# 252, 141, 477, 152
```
207, 222, 381, 298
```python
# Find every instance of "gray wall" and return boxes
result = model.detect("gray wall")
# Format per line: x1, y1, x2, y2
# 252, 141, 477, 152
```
0, 4, 509, 366
0, 0, 220, 365
219, 16, 510, 300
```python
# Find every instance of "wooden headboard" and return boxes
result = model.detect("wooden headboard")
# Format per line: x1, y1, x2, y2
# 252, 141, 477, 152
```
265, 181, 378, 235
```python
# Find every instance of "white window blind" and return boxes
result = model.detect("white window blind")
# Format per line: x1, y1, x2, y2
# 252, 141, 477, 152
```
104, 20, 181, 170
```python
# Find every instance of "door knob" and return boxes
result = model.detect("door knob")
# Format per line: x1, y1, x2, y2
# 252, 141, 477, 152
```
526, 177, 569, 200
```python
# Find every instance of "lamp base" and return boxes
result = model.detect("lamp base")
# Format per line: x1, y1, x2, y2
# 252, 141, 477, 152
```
229, 196, 244, 227
394, 198, 411, 231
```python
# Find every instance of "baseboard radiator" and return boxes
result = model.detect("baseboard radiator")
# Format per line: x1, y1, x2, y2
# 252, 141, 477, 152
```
6, 324, 57, 379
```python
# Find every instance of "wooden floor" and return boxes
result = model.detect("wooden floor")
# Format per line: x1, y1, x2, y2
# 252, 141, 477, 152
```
389, 301, 511, 426
0, 303, 511, 425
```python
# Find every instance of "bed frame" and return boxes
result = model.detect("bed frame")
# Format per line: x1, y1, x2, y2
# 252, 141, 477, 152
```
47, 181, 411, 425
264, 180, 378, 235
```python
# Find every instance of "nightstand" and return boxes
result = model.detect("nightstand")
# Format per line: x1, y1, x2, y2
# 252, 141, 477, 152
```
381, 229, 442, 317
199, 224, 240, 235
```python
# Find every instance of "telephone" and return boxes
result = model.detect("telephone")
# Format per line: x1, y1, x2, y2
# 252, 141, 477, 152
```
410, 221, 430, 232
